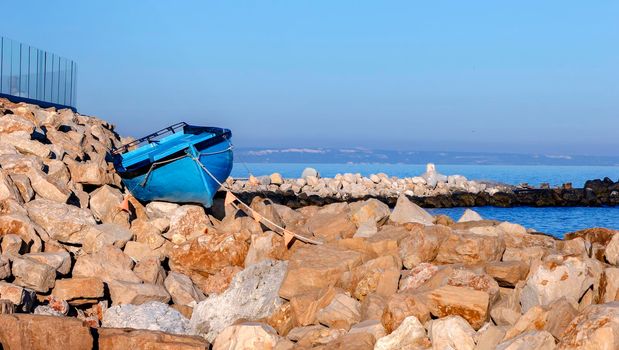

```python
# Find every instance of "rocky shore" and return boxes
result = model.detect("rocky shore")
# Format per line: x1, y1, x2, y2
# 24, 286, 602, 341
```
1, 97, 619, 349
228, 168, 619, 208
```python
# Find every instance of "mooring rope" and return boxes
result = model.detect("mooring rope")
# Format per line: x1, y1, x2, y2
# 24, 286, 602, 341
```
187, 152, 323, 245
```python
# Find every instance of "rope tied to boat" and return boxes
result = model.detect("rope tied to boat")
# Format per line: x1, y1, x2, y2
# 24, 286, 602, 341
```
186, 153, 323, 246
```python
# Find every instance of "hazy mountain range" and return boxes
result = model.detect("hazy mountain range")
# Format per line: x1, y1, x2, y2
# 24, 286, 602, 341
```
235, 147, 619, 166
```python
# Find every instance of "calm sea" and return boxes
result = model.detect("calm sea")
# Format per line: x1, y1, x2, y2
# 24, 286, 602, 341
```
231, 163, 619, 237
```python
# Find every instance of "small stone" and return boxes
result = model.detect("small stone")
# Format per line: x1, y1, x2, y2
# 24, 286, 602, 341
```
270, 173, 284, 185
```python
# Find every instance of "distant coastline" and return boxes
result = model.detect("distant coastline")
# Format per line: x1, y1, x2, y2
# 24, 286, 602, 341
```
236, 147, 619, 166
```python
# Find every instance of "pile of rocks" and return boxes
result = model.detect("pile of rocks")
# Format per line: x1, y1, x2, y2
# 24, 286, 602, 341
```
229, 164, 509, 202
2, 98, 619, 349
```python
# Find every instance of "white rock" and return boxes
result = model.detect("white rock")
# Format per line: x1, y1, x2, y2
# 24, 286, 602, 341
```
213, 322, 279, 350
496, 330, 556, 350
190, 259, 288, 342
164, 271, 205, 307
301, 167, 319, 179
605, 233, 619, 266
428, 316, 476, 350
457, 209, 483, 223
389, 195, 434, 225
374, 316, 428, 350
520, 256, 594, 312
102, 301, 190, 335
145, 201, 180, 219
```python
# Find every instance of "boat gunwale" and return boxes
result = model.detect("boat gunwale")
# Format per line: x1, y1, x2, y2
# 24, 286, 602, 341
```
111, 124, 232, 179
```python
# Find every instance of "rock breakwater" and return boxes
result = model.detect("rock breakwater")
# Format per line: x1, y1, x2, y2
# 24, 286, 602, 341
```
1, 97, 619, 349
228, 168, 619, 208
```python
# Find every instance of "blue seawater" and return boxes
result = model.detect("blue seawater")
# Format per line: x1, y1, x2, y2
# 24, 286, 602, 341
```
429, 206, 619, 238
230, 163, 619, 238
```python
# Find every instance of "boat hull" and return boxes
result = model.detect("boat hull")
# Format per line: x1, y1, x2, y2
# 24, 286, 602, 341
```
113, 124, 233, 208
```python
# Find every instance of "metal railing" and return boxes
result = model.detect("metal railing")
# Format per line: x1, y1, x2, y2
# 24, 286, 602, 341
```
0, 36, 77, 109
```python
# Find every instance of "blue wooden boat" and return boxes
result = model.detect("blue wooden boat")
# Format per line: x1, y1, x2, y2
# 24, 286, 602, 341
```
111, 122, 233, 207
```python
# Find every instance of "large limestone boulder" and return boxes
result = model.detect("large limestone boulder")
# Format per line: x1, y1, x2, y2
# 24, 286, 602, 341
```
558, 302, 619, 349
305, 205, 356, 241
65, 157, 114, 185
73, 246, 141, 284
0, 314, 93, 349
82, 223, 133, 253
0, 114, 35, 134
315, 293, 361, 330
428, 315, 476, 350
435, 231, 505, 264
25, 198, 96, 244
604, 232, 619, 266
102, 301, 191, 335
399, 225, 447, 268
389, 195, 434, 225
89, 185, 130, 227
374, 316, 430, 350
11, 256, 56, 293
26, 168, 71, 203
458, 208, 483, 222
191, 260, 288, 342
164, 272, 205, 307
97, 328, 208, 350
485, 261, 530, 287
520, 256, 595, 312
0, 214, 41, 252
279, 244, 363, 300
319, 332, 375, 350
382, 292, 430, 333
51, 277, 105, 305
425, 285, 490, 330
24, 251, 71, 275
497, 330, 556, 350
212, 322, 279, 350
108, 280, 171, 305
1, 133, 51, 158
347, 255, 400, 301
169, 232, 248, 290
349, 198, 390, 227
168, 205, 211, 238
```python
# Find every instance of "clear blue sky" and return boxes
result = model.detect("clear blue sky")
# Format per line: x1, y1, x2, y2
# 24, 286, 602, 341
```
3, 1, 618, 155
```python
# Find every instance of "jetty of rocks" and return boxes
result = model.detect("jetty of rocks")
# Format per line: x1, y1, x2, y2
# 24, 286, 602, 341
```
1, 97, 619, 349
229, 169, 619, 208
